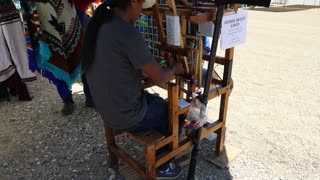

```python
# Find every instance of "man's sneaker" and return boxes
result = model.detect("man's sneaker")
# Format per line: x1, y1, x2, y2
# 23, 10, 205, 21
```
156, 162, 182, 179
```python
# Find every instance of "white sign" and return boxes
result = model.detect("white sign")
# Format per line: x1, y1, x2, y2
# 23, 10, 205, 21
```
166, 15, 181, 46
220, 11, 248, 50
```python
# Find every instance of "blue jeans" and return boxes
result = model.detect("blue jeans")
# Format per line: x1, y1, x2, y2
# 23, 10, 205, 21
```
126, 92, 184, 135
126, 92, 185, 159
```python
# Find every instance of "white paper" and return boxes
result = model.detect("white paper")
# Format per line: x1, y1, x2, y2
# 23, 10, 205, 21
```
178, 98, 190, 108
205, 133, 217, 141
166, 15, 181, 46
220, 11, 248, 50
199, 21, 215, 37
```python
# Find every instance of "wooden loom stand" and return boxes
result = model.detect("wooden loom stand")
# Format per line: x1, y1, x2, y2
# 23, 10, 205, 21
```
149, 0, 238, 164
103, 3, 237, 180
147, 0, 237, 164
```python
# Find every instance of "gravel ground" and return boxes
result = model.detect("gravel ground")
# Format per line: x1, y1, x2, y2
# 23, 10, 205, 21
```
1, 6, 320, 180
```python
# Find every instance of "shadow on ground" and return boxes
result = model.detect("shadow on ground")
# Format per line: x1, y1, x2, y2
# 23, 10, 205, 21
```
249, 4, 320, 12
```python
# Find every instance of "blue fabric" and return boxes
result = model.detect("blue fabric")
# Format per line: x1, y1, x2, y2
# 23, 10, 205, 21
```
125, 92, 185, 165
76, 9, 88, 29
41, 70, 71, 100
125, 92, 185, 135
32, 41, 71, 100
35, 40, 83, 90
203, 36, 211, 52
35, 41, 52, 68
28, 49, 37, 72
126, 93, 169, 133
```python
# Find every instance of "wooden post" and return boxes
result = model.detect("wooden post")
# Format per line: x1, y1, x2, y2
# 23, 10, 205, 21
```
168, 83, 179, 150
216, 48, 233, 156
145, 145, 156, 179
104, 123, 118, 169
178, 77, 184, 98
198, 35, 203, 87
152, 2, 166, 45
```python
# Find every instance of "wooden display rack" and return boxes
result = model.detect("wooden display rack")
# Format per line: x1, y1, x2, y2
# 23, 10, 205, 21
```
104, 1, 239, 179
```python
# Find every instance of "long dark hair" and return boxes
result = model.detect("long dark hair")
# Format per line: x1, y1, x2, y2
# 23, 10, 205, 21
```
82, 0, 131, 72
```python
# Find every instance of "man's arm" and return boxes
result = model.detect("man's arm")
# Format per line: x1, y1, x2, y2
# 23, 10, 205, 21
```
141, 60, 184, 86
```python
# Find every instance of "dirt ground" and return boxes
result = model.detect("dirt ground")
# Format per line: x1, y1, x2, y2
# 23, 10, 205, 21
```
0, 6, 320, 180
224, 6, 320, 180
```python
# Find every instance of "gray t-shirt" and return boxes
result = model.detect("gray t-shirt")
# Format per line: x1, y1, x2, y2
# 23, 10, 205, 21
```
86, 16, 153, 130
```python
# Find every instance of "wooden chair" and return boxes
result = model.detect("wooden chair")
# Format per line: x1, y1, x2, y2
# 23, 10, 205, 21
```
104, 124, 166, 179
103, 83, 185, 179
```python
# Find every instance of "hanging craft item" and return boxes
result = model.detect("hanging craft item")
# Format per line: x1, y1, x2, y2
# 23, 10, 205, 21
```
166, 15, 181, 46
142, 0, 156, 9
167, 0, 189, 73
185, 98, 210, 129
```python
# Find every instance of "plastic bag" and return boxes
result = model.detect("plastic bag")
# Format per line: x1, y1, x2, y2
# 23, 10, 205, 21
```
185, 98, 209, 129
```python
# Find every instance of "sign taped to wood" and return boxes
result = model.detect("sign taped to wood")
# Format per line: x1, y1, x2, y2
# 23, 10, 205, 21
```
220, 11, 248, 50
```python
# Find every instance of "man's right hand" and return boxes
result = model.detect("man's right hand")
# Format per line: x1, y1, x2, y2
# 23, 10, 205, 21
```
173, 62, 185, 75
142, 60, 185, 86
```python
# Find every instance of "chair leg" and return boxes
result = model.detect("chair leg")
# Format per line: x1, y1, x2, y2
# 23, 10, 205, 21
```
104, 123, 118, 169
145, 145, 156, 180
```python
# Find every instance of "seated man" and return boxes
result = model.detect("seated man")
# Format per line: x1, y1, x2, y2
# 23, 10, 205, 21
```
83, 0, 185, 179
